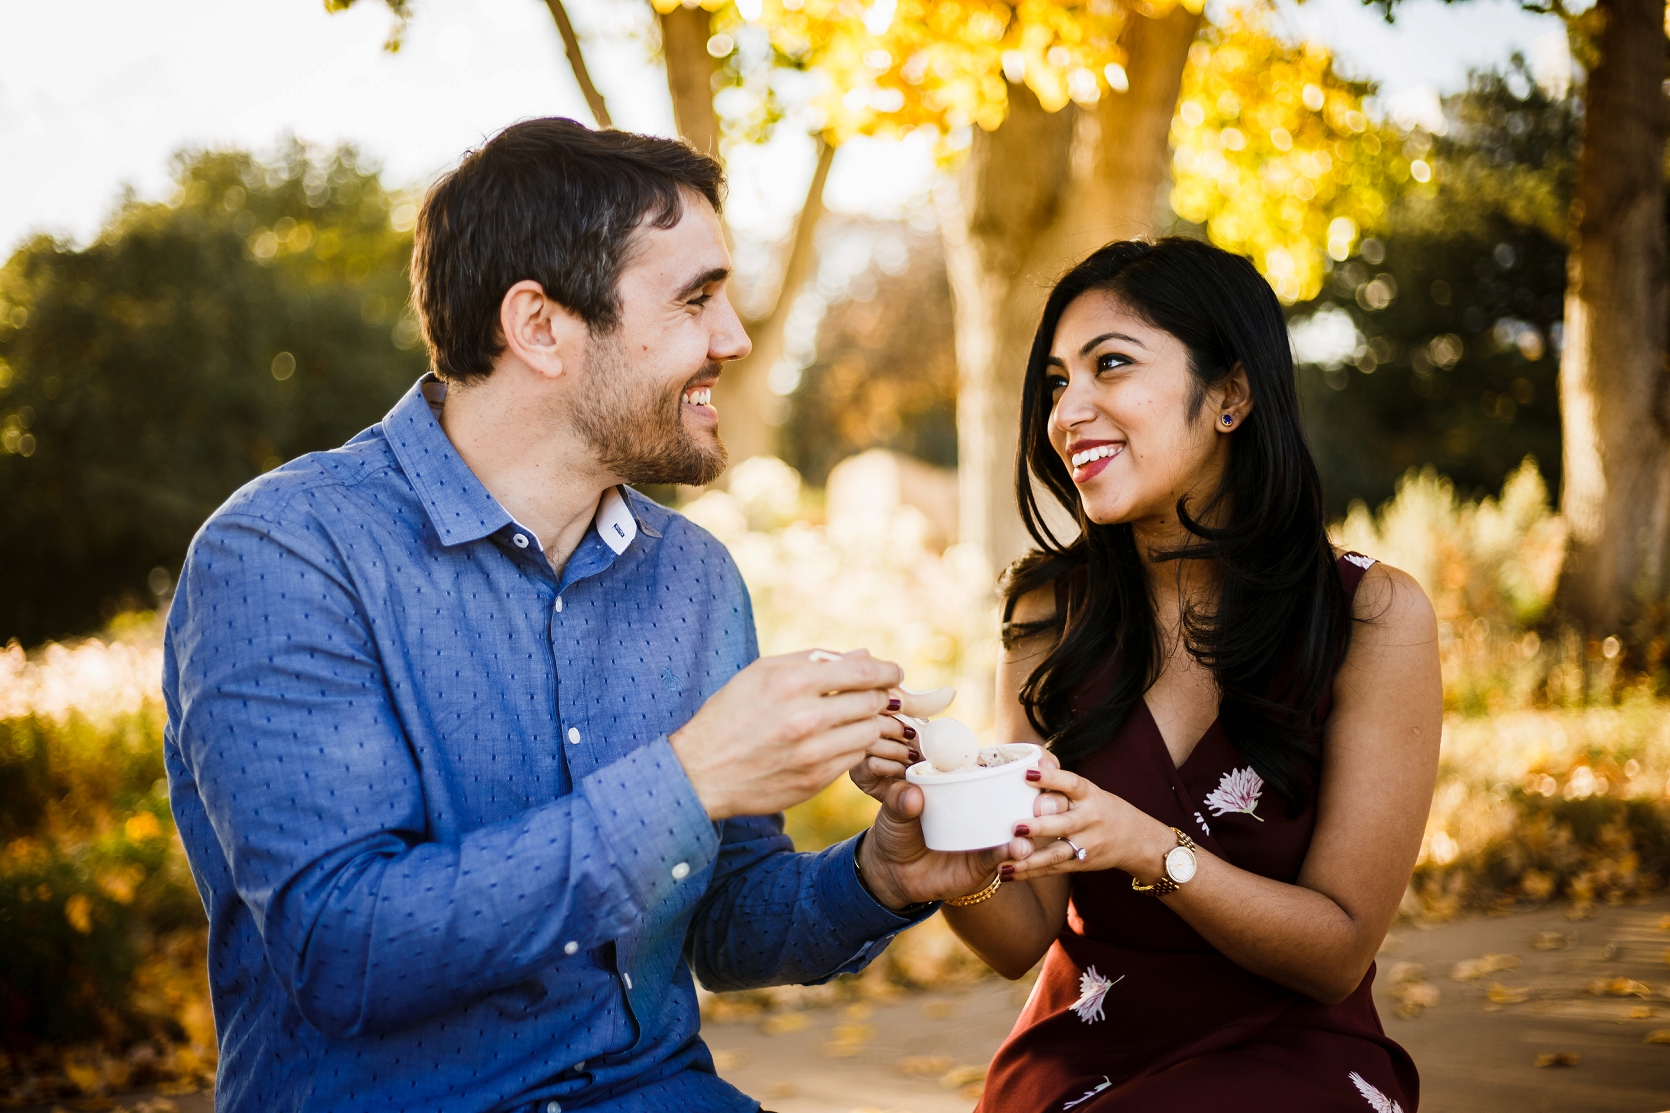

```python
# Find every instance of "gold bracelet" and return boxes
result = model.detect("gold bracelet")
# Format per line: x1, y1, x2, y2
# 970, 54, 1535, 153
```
944, 871, 1003, 907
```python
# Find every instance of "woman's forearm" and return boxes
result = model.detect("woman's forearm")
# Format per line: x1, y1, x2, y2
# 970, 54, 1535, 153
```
942, 877, 1062, 980
1124, 819, 1377, 1002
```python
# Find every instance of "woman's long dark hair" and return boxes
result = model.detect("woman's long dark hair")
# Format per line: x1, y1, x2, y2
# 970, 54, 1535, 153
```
1005, 238, 1351, 812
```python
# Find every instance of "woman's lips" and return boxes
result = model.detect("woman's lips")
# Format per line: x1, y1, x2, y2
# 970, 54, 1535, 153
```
1069, 444, 1123, 484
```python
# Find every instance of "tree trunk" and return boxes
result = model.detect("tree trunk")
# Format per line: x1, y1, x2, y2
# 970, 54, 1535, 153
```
714, 137, 835, 465
659, 5, 721, 155
1555, 0, 1670, 640
942, 6, 1201, 574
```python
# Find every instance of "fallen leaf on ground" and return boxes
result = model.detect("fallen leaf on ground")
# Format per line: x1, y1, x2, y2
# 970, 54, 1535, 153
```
1386, 962, 1426, 984
896, 1055, 953, 1077
1531, 931, 1569, 951
1629, 1006, 1657, 1020
760, 1012, 808, 1035
1451, 954, 1520, 981
1567, 904, 1596, 922
823, 1040, 865, 1059
939, 1065, 987, 1090
1655, 914, 1670, 931
842, 1002, 873, 1021
1645, 1029, 1670, 1045
1588, 977, 1654, 997
1534, 1051, 1580, 1067
832, 1023, 876, 1043
1389, 980, 1440, 1019
1486, 983, 1533, 1005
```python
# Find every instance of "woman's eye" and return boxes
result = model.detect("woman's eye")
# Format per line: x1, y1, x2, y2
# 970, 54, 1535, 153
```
1097, 353, 1130, 373
1045, 375, 1068, 395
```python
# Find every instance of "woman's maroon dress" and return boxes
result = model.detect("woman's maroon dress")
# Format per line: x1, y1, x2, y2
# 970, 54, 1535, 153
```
977, 554, 1417, 1112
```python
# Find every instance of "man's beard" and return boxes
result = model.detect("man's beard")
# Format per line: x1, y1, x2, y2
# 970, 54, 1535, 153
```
570, 330, 728, 487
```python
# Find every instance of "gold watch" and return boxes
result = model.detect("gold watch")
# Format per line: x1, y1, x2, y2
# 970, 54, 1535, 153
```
1130, 827, 1198, 896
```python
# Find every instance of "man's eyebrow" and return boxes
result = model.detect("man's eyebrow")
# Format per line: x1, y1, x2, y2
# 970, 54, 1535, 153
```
1080, 331, 1147, 356
675, 266, 730, 301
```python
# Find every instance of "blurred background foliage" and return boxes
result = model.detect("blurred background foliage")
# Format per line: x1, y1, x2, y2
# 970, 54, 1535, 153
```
0, 143, 424, 647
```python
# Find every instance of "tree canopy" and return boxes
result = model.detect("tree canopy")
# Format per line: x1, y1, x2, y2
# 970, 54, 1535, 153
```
0, 144, 424, 644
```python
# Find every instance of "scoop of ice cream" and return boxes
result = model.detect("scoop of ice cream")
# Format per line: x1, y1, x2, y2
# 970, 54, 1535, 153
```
897, 685, 955, 718
918, 717, 981, 773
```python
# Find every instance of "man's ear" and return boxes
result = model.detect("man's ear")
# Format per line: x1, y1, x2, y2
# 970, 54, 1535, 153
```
1212, 362, 1255, 432
498, 280, 588, 381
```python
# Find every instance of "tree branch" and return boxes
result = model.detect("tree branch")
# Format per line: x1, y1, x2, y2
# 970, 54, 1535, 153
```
543, 0, 612, 128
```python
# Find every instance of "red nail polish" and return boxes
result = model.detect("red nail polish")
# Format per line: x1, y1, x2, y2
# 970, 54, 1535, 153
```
999, 864, 1015, 879
887, 698, 901, 711
1025, 769, 1042, 782
1014, 823, 1030, 836
909, 750, 921, 763
903, 726, 917, 739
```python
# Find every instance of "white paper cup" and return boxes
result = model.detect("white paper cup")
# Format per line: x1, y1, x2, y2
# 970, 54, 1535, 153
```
905, 743, 1044, 851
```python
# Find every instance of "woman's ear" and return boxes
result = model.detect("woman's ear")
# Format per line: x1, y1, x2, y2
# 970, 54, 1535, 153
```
498, 280, 588, 382
1212, 362, 1255, 433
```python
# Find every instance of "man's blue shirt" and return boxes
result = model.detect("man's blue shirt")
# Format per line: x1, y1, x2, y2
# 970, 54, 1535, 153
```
162, 377, 921, 1112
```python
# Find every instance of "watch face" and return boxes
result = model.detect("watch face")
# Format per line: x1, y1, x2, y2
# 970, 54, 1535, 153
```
1166, 845, 1197, 884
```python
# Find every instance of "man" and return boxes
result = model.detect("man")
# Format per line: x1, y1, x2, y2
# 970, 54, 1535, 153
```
162, 119, 997, 1112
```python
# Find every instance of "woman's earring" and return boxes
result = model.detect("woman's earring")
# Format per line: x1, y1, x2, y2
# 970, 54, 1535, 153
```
1221, 413, 1234, 427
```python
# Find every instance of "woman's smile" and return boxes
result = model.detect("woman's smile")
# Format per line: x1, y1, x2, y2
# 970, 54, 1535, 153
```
1067, 438, 1124, 484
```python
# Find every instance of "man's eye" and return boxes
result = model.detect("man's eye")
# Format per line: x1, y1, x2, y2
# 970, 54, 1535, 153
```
689, 294, 713, 308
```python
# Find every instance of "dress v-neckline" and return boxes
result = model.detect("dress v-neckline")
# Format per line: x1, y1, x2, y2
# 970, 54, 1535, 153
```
1139, 697, 1219, 773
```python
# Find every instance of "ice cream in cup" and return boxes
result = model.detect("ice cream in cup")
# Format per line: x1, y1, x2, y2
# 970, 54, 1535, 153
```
905, 721, 1043, 852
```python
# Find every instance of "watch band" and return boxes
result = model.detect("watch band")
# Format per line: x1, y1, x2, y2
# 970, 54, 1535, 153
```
1130, 827, 1197, 896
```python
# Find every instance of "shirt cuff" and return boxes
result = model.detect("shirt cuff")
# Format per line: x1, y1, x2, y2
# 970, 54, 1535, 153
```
811, 833, 938, 974
580, 735, 720, 915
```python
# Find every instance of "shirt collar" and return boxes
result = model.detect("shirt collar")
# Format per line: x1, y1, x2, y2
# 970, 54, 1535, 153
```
382, 374, 657, 554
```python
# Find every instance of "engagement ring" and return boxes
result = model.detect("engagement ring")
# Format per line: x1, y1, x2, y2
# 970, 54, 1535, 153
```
1062, 837, 1087, 861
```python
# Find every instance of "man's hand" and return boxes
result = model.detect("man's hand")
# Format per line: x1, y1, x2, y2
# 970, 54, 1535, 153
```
856, 778, 1009, 910
670, 650, 902, 820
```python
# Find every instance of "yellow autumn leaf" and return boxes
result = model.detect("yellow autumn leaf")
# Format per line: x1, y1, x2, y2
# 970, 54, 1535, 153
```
1168, 12, 1401, 303
63, 891, 94, 934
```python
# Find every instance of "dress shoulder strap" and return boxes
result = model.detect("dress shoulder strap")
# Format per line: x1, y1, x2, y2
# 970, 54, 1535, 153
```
1336, 551, 1376, 600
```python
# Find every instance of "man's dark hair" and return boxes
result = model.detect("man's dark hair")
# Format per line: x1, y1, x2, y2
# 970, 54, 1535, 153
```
411, 118, 725, 383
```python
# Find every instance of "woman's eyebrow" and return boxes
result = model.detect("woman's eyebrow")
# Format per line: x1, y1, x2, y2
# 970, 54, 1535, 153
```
1080, 331, 1147, 356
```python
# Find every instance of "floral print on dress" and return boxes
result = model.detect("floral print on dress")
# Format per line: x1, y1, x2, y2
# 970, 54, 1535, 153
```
1193, 810, 1212, 836
1071, 965, 1123, 1024
1204, 766, 1265, 822
1063, 1076, 1113, 1109
1343, 552, 1377, 571
1348, 1071, 1403, 1113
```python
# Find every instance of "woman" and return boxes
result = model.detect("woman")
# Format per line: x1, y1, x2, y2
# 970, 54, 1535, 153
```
873, 238, 1441, 1111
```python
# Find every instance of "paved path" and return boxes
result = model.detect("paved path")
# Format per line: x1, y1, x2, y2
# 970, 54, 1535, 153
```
704, 896, 1670, 1113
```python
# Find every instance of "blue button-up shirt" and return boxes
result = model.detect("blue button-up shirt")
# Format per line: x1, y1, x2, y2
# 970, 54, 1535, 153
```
162, 377, 922, 1113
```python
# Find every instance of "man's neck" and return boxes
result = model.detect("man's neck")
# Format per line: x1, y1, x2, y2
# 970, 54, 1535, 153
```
437, 374, 617, 574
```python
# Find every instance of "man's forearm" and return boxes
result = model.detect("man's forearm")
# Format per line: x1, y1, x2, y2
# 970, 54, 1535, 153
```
685, 828, 923, 992
224, 741, 717, 1038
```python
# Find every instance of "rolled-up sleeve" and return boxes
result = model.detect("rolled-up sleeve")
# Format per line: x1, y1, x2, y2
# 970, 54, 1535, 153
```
171, 513, 718, 1038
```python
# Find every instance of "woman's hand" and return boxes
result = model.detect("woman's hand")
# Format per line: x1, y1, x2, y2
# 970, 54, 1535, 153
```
1000, 764, 1174, 882
848, 706, 922, 802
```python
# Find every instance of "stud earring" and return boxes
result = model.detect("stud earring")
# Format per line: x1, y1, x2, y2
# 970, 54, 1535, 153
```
1221, 413, 1234, 427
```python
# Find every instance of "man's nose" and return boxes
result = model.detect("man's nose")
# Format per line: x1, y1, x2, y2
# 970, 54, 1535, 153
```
712, 295, 752, 364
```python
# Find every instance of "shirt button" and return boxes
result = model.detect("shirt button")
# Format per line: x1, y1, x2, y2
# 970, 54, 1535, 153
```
671, 862, 690, 881
567, 727, 581, 745
546, 1102, 562, 1113
512, 533, 530, 548
563, 940, 579, 955
554, 596, 563, 613
574, 1060, 586, 1072
622, 971, 633, 990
